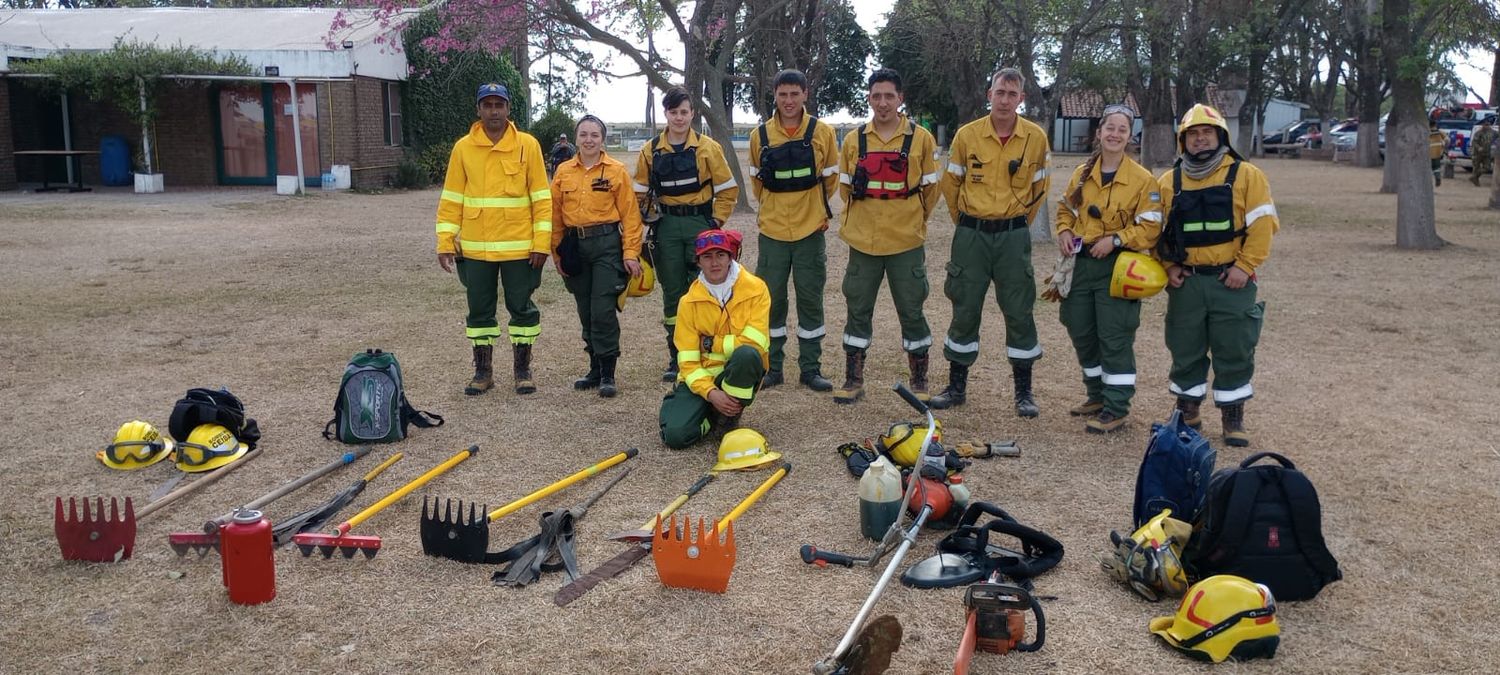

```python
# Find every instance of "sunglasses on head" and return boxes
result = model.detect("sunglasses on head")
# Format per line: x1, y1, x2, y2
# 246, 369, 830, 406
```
1102, 104, 1135, 119
696, 231, 733, 250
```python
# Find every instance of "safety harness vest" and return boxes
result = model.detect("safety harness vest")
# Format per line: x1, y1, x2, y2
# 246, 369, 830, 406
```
649, 134, 710, 197
850, 128, 915, 200
757, 118, 822, 193
1159, 160, 1245, 263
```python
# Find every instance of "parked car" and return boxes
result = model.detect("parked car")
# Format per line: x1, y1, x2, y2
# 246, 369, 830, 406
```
1261, 120, 1320, 154
1326, 119, 1358, 148
1447, 110, 1497, 171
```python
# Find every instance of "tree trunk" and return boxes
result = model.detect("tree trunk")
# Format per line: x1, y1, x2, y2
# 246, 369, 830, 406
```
1489, 48, 1499, 108
1351, 0, 1384, 168
1384, 0, 1442, 249
1380, 104, 1400, 193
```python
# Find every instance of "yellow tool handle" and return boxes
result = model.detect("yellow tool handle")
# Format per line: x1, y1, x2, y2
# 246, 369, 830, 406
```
720, 462, 791, 527
339, 445, 476, 535
362, 452, 405, 482
486, 447, 638, 522
638, 471, 717, 533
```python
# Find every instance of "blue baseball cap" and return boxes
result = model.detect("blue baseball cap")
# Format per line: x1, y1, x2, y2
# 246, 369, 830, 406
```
476, 83, 510, 103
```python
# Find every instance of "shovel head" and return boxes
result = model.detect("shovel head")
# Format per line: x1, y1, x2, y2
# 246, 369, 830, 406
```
55, 497, 136, 562
652, 514, 736, 593
419, 497, 492, 563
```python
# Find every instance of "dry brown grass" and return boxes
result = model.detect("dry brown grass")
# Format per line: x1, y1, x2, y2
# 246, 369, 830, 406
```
1, 157, 1497, 675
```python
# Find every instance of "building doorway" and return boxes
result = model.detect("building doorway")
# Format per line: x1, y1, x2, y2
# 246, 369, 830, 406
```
214, 83, 319, 186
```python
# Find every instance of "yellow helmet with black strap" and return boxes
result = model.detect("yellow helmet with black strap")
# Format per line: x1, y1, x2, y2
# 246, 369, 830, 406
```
877, 419, 942, 467
98, 420, 175, 470
1150, 575, 1280, 663
176, 423, 249, 473
1177, 103, 1239, 158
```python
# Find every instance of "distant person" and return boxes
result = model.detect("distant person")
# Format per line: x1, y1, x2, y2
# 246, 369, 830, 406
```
633, 86, 739, 382
658, 229, 772, 449
932, 67, 1051, 417
1471, 119, 1494, 186
550, 115, 643, 398
1154, 103, 1280, 448
832, 68, 940, 404
549, 134, 576, 170
1053, 104, 1162, 433
434, 83, 550, 397
748, 69, 839, 393
1429, 123, 1446, 186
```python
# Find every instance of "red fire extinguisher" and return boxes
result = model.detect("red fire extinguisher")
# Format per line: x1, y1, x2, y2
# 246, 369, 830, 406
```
221, 509, 276, 605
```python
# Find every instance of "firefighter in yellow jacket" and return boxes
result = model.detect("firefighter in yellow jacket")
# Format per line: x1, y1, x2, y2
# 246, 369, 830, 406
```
1156, 103, 1280, 447
435, 83, 552, 396
834, 68, 940, 404
659, 229, 772, 449
551, 115, 644, 399
633, 86, 740, 383
749, 69, 840, 393
934, 68, 1051, 417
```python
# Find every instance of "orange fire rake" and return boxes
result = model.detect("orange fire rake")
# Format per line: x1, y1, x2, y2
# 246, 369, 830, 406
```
653, 462, 791, 593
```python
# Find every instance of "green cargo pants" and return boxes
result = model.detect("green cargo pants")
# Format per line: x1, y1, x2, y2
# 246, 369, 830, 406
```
941, 225, 1040, 366
655, 212, 713, 328
562, 229, 628, 358
659, 345, 767, 449
756, 231, 827, 374
842, 246, 932, 354
1164, 272, 1265, 407
457, 257, 542, 346
1059, 252, 1141, 415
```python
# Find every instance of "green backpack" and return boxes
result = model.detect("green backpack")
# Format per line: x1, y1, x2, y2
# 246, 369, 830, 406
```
323, 349, 443, 443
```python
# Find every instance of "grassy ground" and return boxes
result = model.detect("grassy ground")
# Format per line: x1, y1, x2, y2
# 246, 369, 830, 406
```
1, 156, 1497, 674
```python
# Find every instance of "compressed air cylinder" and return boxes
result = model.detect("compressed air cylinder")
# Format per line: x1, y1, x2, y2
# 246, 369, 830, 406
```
221, 510, 276, 605
859, 457, 902, 540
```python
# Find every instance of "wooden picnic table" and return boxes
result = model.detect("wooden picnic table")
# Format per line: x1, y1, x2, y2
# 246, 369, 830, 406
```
12, 150, 100, 193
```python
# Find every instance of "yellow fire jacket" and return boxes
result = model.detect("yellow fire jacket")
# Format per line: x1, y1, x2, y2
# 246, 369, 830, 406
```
549, 153, 644, 261
749, 110, 841, 241
435, 121, 552, 261
1054, 155, 1163, 252
1155, 158, 1279, 274
838, 117, 940, 256
632, 130, 740, 224
941, 115, 1051, 224
674, 266, 773, 400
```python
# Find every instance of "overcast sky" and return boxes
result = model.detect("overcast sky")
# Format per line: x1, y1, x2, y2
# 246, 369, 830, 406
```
566, 4, 1494, 125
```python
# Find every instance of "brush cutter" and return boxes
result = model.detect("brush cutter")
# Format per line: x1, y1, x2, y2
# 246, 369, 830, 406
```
654, 461, 792, 593
55, 447, 263, 563
553, 471, 719, 606
168, 447, 372, 556
294, 445, 476, 559
272, 452, 404, 546
809, 384, 939, 675
421, 447, 638, 563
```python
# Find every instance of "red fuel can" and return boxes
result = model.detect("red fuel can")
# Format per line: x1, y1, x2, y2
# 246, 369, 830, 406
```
221, 510, 276, 605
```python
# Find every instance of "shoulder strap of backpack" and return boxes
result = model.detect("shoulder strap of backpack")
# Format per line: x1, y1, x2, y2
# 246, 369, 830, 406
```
803, 116, 819, 144
1241, 451, 1295, 470
401, 397, 444, 429
1209, 466, 1266, 559
758, 123, 770, 152
858, 127, 867, 159
1275, 470, 1344, 583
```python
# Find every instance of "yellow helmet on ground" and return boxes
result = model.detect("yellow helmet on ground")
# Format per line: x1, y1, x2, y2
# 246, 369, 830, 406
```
878, 419, 942, 467
1101, 508, 1193, 601
1110, 251, 1167, 300
617, 259, 657, 311
176, 423, 249, 473
98, 420, 175, 470
1150, 575, 1280, 663
713, 428, 781, 472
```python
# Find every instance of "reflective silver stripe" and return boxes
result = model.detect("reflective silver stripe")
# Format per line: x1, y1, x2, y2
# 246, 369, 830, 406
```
902, 336, 933, 351
1007, 344, 1043, 360
713, 178, 737, 192
660, 177, 699, 187
821, 165, 839, 177
1245, 203, 1278, 228
945, 337, 979, 354
839, 173, 853, 185
748, 166, 760, 177
843, 334, 871, 349
1082, 365, 1103, 378
1031, 168, 1047, 184
1213, 383, 1253, 403
1170, 382, 1208, 398
797, 326, 826, 340
769, 326, 787, 338
947, 162, 966, 177
632, 181, 650, 193
1136, 210, 1163, 223
920, 172, 939, 186
1101, 371, 1137, 386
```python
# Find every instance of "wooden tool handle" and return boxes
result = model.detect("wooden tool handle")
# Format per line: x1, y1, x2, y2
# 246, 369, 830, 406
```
205, 447, 373, 533
137, 447, 262, 522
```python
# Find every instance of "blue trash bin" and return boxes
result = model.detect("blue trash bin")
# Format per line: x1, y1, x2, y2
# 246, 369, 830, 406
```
100, 135, 132, 187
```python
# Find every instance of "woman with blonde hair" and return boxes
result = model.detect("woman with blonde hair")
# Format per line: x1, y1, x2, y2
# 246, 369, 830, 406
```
1053, 104, 1162, 433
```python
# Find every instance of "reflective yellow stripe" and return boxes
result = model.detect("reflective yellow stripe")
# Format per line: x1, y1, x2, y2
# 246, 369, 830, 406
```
706, 352, 727, 362
436, 222, 460, 234
534, 220, 553, 233
774, 167, 814, 179
441, 189, 464, 203
466, 326, 502, 338
685, 368, 714, 383
465, 196, 531, 208
740, 326, 769, 350
510, 325, 541, 337
530, 189, 552, 202
664, 316, 677, 326
678, 350, 701, 365
459, 239, 531, 252
722, 382, 755, 399
718, 335, 734, 355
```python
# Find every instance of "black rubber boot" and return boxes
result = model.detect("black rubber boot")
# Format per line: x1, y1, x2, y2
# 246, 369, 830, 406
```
598, 356, 618, 398
573, 352, 601, 390
662, 329, 679, 383
928, 362, 969, 410
513, 344, 536, 395
464, 345, 493, 396
1012, 364, 1039, 418
907, 352, 930, 401
800, 370, 834, 392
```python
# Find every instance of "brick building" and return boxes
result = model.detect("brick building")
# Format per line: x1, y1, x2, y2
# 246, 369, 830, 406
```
0, 8, 417, 191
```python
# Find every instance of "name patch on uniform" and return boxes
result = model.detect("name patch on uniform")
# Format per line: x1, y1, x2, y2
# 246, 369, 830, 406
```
1149, 191, 1161, 202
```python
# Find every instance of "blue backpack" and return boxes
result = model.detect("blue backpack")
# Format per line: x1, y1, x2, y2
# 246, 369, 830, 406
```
1133, 409, 1216, 528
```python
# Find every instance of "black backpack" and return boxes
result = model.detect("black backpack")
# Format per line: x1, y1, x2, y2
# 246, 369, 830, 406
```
323, 349, 443, 443
1183, 452, 1342, 601
170, 387, 260, 449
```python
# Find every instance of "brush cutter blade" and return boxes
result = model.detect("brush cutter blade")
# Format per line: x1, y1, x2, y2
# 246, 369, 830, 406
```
292, 532, 381, 559
168, 532, 220, 557
419, 497, 492, 563
652, 514, 736, 593
55, 497, 137, 563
